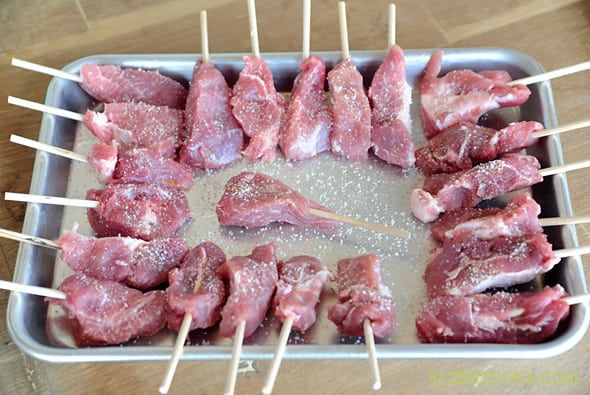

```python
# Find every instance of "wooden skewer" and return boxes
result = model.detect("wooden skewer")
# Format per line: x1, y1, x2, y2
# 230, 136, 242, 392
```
8, 96, 84, 122
308, 208, 410, 238
224, 320, 246, 395
200, 10, 210, 64
0, 228, 60, 249
262, 315, 294, 395
302, 0, 311, 60
5, 192, 98, 208
11, 58, 83, 83
11, 134, 88, 163
539, 158, 590, 177
539, 215, 590, 227
338, 2, 350, 60
532, 119, 590, 138
247, 0, 260, 58
0, 280, 66, 300
388, 3, 396, 48
563, 293, 590, 305
508, 60, 590, 86
554, 245, 590, 259
363, 319, 381, 391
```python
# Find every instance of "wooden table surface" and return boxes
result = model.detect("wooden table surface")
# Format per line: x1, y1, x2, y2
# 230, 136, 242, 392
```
1, 0, 589, 394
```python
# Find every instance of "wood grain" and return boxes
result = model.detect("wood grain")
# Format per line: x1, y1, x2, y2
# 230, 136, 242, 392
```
1, 0, 589, 394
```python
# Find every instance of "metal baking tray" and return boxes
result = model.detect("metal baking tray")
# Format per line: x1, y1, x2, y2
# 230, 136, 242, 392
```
7, 49, 589, 362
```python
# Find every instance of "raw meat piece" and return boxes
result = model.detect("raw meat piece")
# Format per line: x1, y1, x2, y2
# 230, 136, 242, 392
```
83, 102, 184, 158
430, 193, 542, 242
273, 256, 332, 332
416, 286, 569, 344
415, 121, 542, 175
216, 172, 338, 228
180, 61, 244, 169
279, 55, 332, 161
88, 142, 118, 182
368, 45, 415, 168
420, 51, 531, 138
410, 154, 542, 223
328, 255, 396, 338
80, 64, 187, 109
166, 242, 228, 332
86, 183, 190, 241
424, 233, 560, 298
230, 56, 285, 161
328, 58, 372, 161
49, 274, 167, 346
218, 243, 278, 338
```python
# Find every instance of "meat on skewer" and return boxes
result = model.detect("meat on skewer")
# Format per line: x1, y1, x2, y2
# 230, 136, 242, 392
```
416, 285, 569, 344
47, 274, 167, 346
217, 243, 278, 338
57, 227, 188, 289
328, 254, 396, 338
216, 172, 338, 229
166, 242, 228, 332
368, 44, 414, 168
279, 55, 332, 161
430, 193, 542, 242
180, 61, 244, 169
86, 183, 190, 241
424, 233, 559, 298
420, 50, 531, 138
231, 56, 285, 162
415, 121, 543, 175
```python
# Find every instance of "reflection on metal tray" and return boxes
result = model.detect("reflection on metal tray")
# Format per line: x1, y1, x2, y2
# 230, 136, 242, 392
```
7, 49, 589, 362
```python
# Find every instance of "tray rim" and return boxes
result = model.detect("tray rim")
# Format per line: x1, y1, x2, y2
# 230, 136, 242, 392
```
7, 48, 589, 362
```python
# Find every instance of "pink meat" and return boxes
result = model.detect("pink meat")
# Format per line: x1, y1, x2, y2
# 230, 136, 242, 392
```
49, 274, 167, 346
80, 64, 188, 109
424, 233, 560, 298
416, 285, 569, 344
230, 56, 285, 161
180, 62, 244, 169
328, 58, 372, 161
56, 228, 188, 289
83, 102, 184, 158
416, 121, 542, 175
368, 45, 415, 168
218, 243, 278, 338
86, 183, 190, 241
166, 242, 228, 332
328, 255, 396, 338
420, 51, 531, 138
88, 142, 118, 182
279, 55, 332, 161
273, 256, 332, 332
410, 154, 542, 223
431, 193, 542, 242
216, 172, 338, 229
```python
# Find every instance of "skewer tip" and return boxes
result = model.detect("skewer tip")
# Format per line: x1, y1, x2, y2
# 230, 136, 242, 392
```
373, 382, 382, 391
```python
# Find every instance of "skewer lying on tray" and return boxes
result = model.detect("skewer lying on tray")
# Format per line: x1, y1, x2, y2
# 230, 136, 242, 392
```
5, 183, 190, 241
11, 58, 188, 109
10, 134, 194, 189
410, 154, 590, 222
8, 96, 184, 157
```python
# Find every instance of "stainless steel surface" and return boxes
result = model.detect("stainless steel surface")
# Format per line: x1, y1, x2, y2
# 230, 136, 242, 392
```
7, 49, 589, 362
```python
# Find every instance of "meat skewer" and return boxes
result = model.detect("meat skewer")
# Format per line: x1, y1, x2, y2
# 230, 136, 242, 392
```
416, 119, 590, 175
229, 0, 285, 162
179, 10, 244, 170
11, 58, 188, 109
410, 154, 590, 223
262, 255, 332, 394
216, 171, 410, 238
368, 3, 414, 168
508, 60, 590, 86
8, 96, 184, 158
328, 254, 397, 391
219, 242, 279, 395
6, 184, 190, 241
0, 226, 188, 289
10, 134, 194, 189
